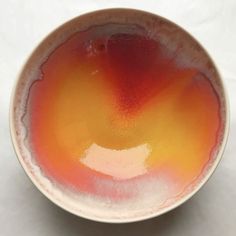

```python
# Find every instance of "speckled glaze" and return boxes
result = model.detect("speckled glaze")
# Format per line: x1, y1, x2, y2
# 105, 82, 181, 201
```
10, 9, 229, 223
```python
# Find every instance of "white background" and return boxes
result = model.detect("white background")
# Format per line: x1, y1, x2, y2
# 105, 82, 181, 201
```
0, 0, 235, 235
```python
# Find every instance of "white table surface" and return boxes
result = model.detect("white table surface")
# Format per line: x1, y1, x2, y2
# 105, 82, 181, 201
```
0, 1, 235, 235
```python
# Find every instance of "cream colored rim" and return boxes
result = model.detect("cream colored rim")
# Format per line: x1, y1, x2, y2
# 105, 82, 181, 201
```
9, 8, 229, 223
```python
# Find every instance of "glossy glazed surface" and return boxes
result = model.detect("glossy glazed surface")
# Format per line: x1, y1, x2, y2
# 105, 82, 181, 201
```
27, 23, 221, 207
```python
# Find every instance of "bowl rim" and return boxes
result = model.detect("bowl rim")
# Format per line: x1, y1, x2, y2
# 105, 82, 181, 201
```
9, 8, 230, 223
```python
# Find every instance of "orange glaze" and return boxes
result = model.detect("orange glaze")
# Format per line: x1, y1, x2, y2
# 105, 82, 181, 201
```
28, 24, 221, 201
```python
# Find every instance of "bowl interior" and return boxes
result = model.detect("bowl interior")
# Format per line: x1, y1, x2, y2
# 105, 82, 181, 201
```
11, 9, 228, 223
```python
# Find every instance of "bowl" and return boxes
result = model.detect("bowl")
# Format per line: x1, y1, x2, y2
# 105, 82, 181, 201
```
10, 8, 229, 223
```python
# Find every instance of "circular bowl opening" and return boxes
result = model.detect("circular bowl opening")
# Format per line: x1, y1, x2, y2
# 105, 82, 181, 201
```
10, 8, 229, 223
